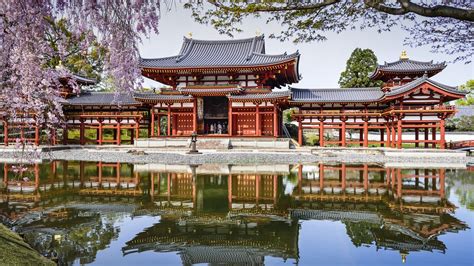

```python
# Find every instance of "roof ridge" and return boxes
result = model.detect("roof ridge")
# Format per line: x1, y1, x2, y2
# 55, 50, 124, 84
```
290, 87, 381, 91
176, 39, 194, 62
182, 35, 264, 44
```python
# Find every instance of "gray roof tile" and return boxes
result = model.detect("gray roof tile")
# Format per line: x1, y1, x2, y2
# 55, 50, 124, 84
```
65, 92, 140, 106
134, 92, 194, 102
370, 59, 446, 79
290, 87, 384, 103
386, 76, 467, 97
139, 35, 299, 68
229, 90, 291, 101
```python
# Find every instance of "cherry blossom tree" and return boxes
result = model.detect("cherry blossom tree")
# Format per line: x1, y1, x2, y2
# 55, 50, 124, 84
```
0, 0, 160, 148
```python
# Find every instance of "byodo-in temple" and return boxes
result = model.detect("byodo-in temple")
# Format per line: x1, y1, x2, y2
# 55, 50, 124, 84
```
0, 35, 467, 148
0, 161, 469, 264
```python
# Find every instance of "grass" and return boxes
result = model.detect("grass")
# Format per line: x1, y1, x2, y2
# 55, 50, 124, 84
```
0, 224, 55, 265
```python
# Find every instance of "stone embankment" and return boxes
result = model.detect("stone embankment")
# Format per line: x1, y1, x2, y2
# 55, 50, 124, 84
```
0, 224, 55, 265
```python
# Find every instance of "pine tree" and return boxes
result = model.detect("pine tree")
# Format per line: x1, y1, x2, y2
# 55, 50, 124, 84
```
338, 48, 382, 88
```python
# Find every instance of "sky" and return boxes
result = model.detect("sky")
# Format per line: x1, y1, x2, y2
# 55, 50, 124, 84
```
139, 5, 473, 89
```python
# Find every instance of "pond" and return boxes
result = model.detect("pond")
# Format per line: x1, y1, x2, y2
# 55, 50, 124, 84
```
0, 161, 473, 265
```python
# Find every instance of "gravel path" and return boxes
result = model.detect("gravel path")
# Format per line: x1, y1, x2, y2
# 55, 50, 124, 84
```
1, 148, 471, 165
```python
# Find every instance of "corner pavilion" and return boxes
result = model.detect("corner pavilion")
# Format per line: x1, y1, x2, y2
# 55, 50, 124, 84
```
0, 36, 467, 148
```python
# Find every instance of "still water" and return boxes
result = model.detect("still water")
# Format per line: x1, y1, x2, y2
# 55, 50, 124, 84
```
0, 161, 473, 265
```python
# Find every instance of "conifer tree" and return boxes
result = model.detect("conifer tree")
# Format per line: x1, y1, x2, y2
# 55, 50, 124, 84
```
338, 48, 382, 88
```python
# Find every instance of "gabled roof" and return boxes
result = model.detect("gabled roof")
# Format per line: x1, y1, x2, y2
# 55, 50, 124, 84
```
289, 87, 384, 103
370, 58, 446, 80
139, 35, 299, 69
386, 75, 467, 97
72, 74, 97, 85
65, 92, 141, 106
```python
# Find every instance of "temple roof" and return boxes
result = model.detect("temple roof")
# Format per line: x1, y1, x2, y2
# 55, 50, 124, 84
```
139, 35, 299, 69
72, 74, 97, 85
228, 90, 291, 101
179, 85, 244, 96
65, 92, 141, 106
386, 76, 467, 97
370, 55, 446, 80
133, 92, 194, 103
289, 87, 384, 103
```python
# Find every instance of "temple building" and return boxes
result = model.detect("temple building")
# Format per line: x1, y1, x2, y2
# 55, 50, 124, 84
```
0, 36, 467, 148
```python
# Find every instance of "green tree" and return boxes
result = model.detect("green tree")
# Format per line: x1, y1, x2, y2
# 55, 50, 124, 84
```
455, 80, 474, 106
338, 48, 382, 88
43, 18, 106, 81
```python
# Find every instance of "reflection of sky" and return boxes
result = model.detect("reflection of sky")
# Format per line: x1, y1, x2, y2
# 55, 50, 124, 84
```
88, 216, 181, 266
139, 6, 473, 89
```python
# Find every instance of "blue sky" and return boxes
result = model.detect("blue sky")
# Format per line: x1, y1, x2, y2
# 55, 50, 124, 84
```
139, 6, 473, 89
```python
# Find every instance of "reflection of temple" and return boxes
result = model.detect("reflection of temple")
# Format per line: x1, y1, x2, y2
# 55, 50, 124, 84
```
0, 162, 469, 264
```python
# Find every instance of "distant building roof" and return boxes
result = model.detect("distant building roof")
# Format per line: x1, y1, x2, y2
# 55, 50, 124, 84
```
228, 90, 291, 101
139, 35, 299, 69
370, 55, 446, 81
289, 87, 384, 103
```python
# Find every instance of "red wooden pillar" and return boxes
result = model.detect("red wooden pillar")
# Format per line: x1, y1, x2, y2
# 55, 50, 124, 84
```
134, 119, 140, 141
298, 118, 303, 146
397, 119, 402, 149
193, 100, 198, 134
255, 104, 261, 136
319, 120, 324, 147
273, 105, 278, 137
391, 122, 396, 148
363, 120, 368, 147
117, 120, 121, 145
167, 105, 171, 136
79, 119, 85, 145
432, 123, 437, 148
386, 124, 391, 147
424, 127, 429, 148
440, 118, 446, 149
35, 126, 40, 146
172, 114, 177, 136
3, 121, 8, 146
228, 101, 233, 136
157, 113, 161, 136
98, 120, 103, 145
150, 107, 155, 137
341, 119, 346, 147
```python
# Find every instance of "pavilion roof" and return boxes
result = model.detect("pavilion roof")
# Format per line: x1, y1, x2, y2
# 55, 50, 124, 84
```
289, 87, 384, 103
370, 57, 446, 80
139, 35, 299, 69
64, 92, 141, 106
385, 75, 466, 97
178, 84, 244, 96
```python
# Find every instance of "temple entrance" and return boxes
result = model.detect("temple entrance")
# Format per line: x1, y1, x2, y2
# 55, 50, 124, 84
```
202, 97, 228, 135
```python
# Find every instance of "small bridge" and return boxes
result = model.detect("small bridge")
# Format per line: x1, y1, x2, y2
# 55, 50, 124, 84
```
449, 140, 474, 155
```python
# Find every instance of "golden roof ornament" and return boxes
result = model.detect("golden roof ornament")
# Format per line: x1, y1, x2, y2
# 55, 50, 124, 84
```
255, 29, 261, 36
400, 50, 409, 60
187, 32, 193, 38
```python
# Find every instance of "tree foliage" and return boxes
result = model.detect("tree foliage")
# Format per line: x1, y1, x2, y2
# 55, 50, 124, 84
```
455, 80, 474, 106
338, 48, 382, 88
0, 1, 160, 141
43, 18, 106, 82
185, 1, 473, 63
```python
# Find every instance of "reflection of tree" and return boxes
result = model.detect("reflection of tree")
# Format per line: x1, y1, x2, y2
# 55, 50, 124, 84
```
344, 221, 377, 247
446, 169, 474, 210
21, 209, 120, 265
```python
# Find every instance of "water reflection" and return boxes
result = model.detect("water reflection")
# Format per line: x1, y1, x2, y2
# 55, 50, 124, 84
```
0, 161, 471, 265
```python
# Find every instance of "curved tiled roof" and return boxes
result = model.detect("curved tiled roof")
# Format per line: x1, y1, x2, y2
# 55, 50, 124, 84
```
139, 35, 299, 68
228, 90, 291, 101
289, 87, 384, 103
370, 58, 446, 79
133, 92, 194, 103
65, 92, 140, 106
386, 76, 466, 97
